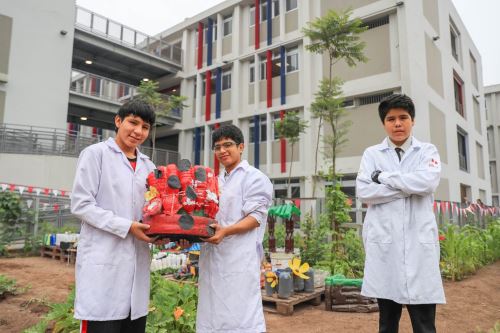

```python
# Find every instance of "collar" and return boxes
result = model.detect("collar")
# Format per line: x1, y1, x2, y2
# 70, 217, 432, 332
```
223, 160, 249, 177
105, 137, 150, 160
387, 137, 412, 152
376, 136, 422, 151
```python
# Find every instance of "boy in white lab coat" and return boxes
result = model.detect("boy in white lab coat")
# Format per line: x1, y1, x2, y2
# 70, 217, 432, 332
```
356, 94, 445, 333
71, 99, 157, 333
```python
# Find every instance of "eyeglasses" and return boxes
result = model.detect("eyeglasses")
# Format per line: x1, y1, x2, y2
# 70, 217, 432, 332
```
213, 141, 237, 152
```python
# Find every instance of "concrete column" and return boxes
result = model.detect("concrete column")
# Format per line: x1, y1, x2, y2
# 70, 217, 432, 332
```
195, 73, 202, 125
279, 0, 286, 41
266, 112, 272, 175
232, 5, 241, 56
254, 53, 260, 110
231, 60, 241, 117
216, 13, 223, 62
182, 29, 190, 70
204, 124, 210, 165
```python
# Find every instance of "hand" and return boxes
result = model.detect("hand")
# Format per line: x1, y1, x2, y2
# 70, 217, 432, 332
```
201, 224, 226, 245
129, 221, 153, 243
371, 170, 382, 184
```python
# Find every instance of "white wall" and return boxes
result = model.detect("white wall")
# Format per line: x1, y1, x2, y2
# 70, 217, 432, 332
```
0, 154, 77, 191
0, 0, 75, 128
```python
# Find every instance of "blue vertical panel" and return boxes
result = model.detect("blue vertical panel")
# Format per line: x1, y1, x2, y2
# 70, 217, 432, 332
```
207, 18, 213, 66
254, 115, 260, 168
280, 46, 286, 105
267, 0, 272, 46
215, 67, 222, 119
194, 127, 201, 165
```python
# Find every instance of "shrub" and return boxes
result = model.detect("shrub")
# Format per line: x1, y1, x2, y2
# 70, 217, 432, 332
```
0, 274, 20, 300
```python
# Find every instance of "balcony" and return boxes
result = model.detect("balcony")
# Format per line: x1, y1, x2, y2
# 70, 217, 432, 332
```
0, 123, 180, 166
73, 6, 182, 85
68, 69, 182, 130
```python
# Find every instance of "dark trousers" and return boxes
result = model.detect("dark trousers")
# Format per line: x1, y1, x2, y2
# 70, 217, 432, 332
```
83, 314, 147, 333
377, 298, 436, 333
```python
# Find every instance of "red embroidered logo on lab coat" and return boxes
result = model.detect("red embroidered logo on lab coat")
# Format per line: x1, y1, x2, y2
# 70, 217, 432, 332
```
429, 158, 439, 168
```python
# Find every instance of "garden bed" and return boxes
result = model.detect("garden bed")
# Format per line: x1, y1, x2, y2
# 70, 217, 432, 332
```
0, 257, 499, 332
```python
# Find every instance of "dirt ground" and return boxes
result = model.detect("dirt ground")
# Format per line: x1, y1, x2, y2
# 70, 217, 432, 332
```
0, 257, 499, 333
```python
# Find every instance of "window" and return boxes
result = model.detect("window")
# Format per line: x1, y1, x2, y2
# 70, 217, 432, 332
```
457, 128, 468, 172
202, 75, 216, 96
249, 115, 267, 143
286, 47, 299, 73
470, 52, 478, 89
450, 20, 461, 62
453, 74, 464, 116
359, 91, 393, 106
249, 62, 255, 83
364, 16, 389, 29
342, 99, 355, 108
249, 6, 255, 27
223, 16, 232, 36
222, 70, 231, 90
286, 0, 297, 11
261, 0, 280, 21
487, 126, 495, 158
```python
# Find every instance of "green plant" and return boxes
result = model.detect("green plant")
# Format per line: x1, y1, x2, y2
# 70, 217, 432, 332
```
136, 80, 187, 161
477, 321, 500, 333
274, 111, 308, 193
319, 229, 365, 278
302, 8, 367, 193
440, 219, 500, 281
0, 192, 25, 256
147, 272, 198, 333
297, 213, 331, 266
0, 274, 20, 299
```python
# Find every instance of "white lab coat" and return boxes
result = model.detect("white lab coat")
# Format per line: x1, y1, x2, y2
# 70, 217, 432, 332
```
356, 137, 446, 304
71, 138, 156, 320
197, 160, 273, 333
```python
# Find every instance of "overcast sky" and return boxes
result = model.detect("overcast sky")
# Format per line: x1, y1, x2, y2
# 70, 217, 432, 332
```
76, 0, 500, 86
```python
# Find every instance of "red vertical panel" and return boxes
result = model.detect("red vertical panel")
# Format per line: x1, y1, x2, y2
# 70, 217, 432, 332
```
92, 127, 97, 137
255, 0, 260, 50
266, 50, 272, 108
205, 70, 212, 121
280, 110, 286, 173
197, 22, 204, 69
214, 123, 220, 175
90, 77, 96, 94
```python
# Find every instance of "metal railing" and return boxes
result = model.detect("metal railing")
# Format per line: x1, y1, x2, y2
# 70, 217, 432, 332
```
75, 6, 182, 65
70, 69, 136, 103
0, 123, 180, 165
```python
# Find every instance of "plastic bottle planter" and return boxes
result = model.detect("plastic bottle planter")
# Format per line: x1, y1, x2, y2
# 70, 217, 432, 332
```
265, 280, 275, 296
304, 268, 315, 293
293, 275, 305, 292
278, 271, 293, 299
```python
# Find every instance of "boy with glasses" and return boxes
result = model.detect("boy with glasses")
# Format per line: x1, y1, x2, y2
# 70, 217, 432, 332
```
196, 124, 273, 333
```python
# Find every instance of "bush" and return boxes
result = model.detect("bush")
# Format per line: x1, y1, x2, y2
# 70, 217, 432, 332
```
440, 219, 500, 281
25, 273, 198, 333
0, 274, 20, 300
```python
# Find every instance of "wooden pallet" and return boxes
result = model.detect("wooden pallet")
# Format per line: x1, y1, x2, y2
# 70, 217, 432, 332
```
40, 245, 77, 264
261, 286, 324, 315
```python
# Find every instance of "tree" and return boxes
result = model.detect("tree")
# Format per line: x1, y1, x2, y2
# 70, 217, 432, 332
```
274, 111, 308, 195
302, 8, 367, 194
136, 80, 187, 162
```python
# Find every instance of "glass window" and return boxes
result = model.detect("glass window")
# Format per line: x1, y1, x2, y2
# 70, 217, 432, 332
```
222, 71, 231, 90
457, 128, 468, 172
453, 74, 464, 117
249, 116, 267, 143
286, 0, 297, 11
223, 16, 232, 36
249, 6, 255, 27
249, 63, 255, 83
286, 47, 299, 73
450, 20, 461, 62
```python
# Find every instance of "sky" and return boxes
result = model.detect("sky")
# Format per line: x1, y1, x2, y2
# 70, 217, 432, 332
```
76, 0, 500, 86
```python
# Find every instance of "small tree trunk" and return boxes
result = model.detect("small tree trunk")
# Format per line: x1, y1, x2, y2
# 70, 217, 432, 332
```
287, 142, 294, 196
312, 117, 322, 197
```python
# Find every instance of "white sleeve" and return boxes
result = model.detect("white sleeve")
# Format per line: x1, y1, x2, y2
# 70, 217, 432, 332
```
378, 144, 441, 196
70, 148, 132, 238
356, 150, 409, 205
241, 172, 273, 225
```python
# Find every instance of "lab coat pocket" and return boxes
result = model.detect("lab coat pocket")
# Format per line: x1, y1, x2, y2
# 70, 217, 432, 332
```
367, 217, 393, 244
417, 213, 438, 244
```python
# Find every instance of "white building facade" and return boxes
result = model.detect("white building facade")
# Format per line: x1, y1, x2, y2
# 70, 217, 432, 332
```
485, 85, 500, 207
158, 0, 492, 207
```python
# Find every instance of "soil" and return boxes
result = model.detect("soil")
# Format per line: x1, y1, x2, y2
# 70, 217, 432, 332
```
0, 257, 499, 333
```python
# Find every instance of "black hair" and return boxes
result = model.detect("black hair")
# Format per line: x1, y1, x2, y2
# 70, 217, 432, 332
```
115, 99, 156, 132
378, 94, 415, 123
211, 124, 244, 148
